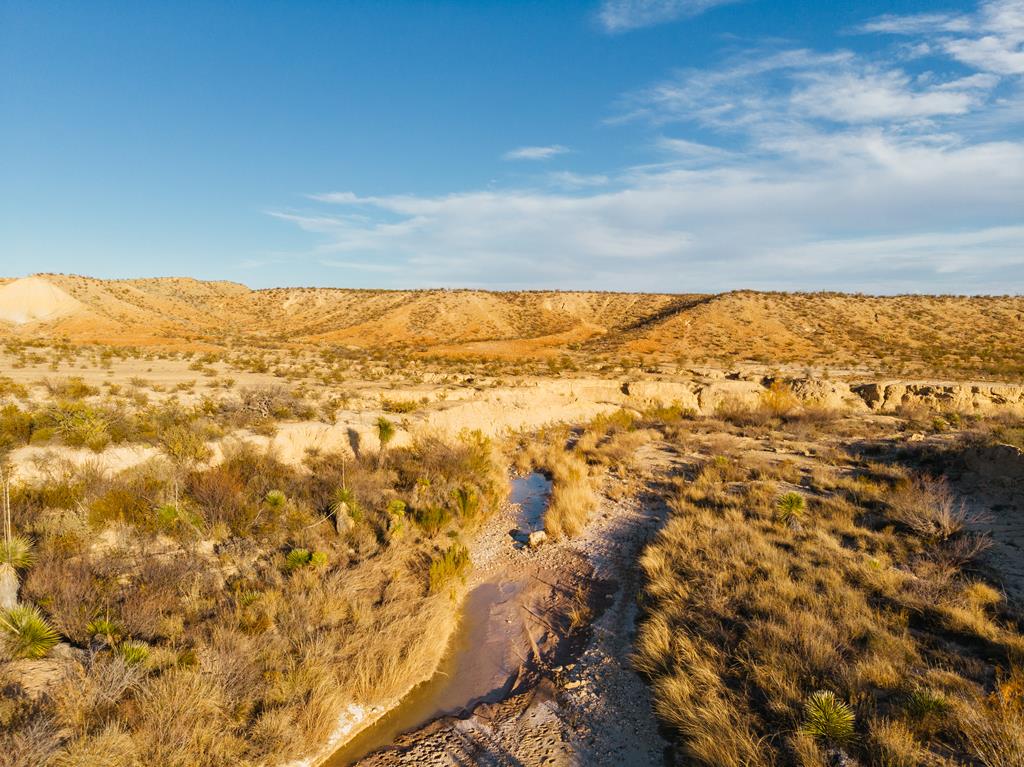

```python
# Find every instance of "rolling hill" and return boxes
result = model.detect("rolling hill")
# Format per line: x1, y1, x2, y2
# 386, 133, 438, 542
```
1, 274, 1022, 378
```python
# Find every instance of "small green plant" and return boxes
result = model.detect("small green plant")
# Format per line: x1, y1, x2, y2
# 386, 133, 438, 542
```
0, 534, 34, 571
284, 548, 326, 571
86, 617, 123, 646
265, 489, 287, 509
285, 548, 312, 571
428, 542, 470, 595
776, 492, 806, 526
376, 416, 396, 454
902, 688, 949, 730
309, 551, 328, 568
0, 604, 60, 659
453, 487, 480, 521
413, 505, 451, 536
116, 639, 150, 666
332, 488, 364, 523
801, 690, 856, 743
386, 499, 407, 538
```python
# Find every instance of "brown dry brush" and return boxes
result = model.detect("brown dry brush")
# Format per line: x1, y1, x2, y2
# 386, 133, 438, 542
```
0, 430, 506, 766
634, 448, 1024, 767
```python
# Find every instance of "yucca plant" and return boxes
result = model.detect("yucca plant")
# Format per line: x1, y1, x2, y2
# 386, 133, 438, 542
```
801, 690, 856, 743
776, 492, 807, 527
285, 548, 312, 571
86, 616, 123, 647
0, 535, 35, 571
0, 604, 60, 659
116, 639, 150, 666
264, 489, 287, 509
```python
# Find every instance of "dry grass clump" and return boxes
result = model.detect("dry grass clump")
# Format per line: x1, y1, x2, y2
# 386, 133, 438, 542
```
0, 428, 506, 765
511, 410, 654, 538
635, 451, 1024, 767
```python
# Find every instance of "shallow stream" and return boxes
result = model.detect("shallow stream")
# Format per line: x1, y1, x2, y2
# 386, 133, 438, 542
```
323, 473, 552, 765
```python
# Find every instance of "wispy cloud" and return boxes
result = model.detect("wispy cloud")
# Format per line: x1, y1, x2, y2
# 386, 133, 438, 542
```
862, 0, 1024, 76
273, 1, 1024, 293
598, 0, 742, 33
502, 145, 570, 161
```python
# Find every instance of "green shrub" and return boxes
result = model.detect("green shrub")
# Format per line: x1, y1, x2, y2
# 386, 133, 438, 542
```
159, 424, 211, 464
0, 604, 60, 659
86, 617, 123, 646
452, 487, 479, 522
801, 690, 856, 743
413, 506, 450, 536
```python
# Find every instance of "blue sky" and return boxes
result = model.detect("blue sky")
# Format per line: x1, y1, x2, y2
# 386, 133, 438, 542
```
2, 0, 1023, 292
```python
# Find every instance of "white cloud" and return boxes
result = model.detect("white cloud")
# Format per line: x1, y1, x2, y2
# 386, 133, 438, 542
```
790, 68, 994, 123
502, 145, 570, 161
863, 0, 1024, 75
273, 1, 1024, 293
599, 0, 741, 32
546, 171, 611, 188
274, 132, 1024, 291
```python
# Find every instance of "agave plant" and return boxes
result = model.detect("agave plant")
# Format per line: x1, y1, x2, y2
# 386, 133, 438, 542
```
776, 492, 807, 527
801, 690, 856, 743
0, 604, 60, 659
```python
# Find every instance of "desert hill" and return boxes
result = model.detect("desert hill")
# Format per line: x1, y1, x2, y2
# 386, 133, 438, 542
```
0, 274, 1021, 378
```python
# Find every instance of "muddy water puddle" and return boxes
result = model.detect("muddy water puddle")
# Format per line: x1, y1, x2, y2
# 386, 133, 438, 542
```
325, 577, 533, 766
510, 471, 552, 533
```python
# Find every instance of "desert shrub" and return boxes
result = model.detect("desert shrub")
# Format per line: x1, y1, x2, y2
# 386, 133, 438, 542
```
0, 405, 34, 452
46, 401, 111, 451
452, 486, 480, 522
887, 476, 973, 543
0, 603, 60, 659
159, 423, 212, 464
231, 385, 313, 423
760, 381, 799, 418
0, 376, 28, 400
22, 553, 104, 643
44, 377, 98, 400
380, 398, 418, 414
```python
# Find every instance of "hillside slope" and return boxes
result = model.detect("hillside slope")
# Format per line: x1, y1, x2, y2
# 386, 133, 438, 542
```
1, 274, 1021, 378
